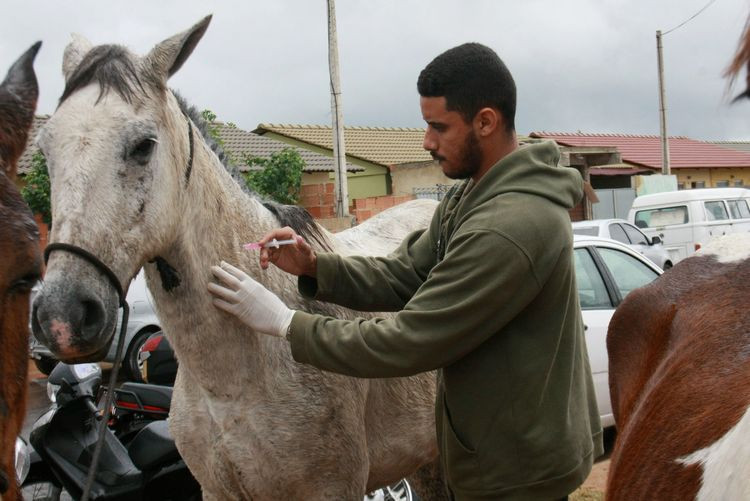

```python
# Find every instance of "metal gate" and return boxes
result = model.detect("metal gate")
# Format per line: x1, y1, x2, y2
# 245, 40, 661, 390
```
593, 188, 636, 220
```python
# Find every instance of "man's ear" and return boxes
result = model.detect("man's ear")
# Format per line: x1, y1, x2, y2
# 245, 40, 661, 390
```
474, 107, 499, 136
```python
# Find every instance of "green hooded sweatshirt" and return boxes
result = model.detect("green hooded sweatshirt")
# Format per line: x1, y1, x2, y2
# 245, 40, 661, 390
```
289, 139, 604, 500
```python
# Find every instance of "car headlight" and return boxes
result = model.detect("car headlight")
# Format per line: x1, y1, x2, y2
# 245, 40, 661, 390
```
14, 437, 30, 485
46, 381, 60, 404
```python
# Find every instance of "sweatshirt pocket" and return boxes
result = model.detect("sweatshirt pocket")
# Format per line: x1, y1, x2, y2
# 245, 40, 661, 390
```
441, 395, 481, 490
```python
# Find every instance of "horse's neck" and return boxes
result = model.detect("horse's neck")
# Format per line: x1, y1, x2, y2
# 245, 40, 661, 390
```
147, 141, 288, 392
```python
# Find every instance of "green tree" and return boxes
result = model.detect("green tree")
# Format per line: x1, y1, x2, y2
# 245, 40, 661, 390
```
201, 108, 225, 147
244, 148, 305, 204
20, 151, 52, 225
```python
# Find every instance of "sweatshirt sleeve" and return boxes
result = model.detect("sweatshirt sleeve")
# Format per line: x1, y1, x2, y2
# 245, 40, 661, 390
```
288, 229, 543, 378
298, 224, 438, 312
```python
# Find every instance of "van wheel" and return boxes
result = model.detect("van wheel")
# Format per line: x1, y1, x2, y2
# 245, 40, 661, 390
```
663, 261, 673, 270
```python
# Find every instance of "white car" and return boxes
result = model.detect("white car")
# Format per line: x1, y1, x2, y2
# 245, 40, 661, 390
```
574, 235, 663, 428
572, 218, 673, 270
29, 269, 162, 381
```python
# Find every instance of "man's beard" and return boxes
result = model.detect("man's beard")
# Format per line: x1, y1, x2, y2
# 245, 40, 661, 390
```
440, 130, 482, 180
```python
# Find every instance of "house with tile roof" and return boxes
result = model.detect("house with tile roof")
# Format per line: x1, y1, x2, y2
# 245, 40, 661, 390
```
252, 123, 459, 200
531, 132, 750, 190
16, 117, 363, 183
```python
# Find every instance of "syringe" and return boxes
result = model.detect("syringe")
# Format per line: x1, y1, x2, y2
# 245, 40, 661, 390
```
243, 238, 296, 251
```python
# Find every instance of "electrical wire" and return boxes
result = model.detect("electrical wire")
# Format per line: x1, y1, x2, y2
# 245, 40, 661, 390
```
663, 0, 717, 35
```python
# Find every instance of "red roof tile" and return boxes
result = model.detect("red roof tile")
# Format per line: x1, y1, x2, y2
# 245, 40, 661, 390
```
530, 132, 750, 169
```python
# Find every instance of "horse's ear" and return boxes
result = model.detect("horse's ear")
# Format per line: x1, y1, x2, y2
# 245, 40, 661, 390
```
144, 15, 212, 80
1, 41, 41, 105
0, 41, 41, 177
62, 34, 93, 82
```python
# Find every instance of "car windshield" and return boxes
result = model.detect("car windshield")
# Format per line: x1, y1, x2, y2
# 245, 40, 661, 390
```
573, 226, 599, 237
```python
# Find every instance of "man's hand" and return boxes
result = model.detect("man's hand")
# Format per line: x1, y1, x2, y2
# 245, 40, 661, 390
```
208, 261, 294, 338
258, 227, 317, 277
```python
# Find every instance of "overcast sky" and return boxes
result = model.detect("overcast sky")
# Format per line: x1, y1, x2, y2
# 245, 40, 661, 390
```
3, 0, 750, 140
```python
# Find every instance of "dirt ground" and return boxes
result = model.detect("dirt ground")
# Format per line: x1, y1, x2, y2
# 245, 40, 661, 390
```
571, 458, 608, 500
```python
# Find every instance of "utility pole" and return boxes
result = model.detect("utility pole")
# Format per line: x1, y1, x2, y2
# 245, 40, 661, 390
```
327, 0, 349, 217
656, 30, 671, 176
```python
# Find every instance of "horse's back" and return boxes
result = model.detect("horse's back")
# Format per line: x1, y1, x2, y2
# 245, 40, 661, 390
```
334, 199, 438, 256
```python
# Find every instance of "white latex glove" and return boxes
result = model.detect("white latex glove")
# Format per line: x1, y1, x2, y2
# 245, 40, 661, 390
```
208, 261, 294, 338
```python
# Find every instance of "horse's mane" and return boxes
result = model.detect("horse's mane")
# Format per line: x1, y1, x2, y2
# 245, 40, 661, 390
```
173, 94, 331, 251
58, 44, 330, 251
726, 19, 750, 100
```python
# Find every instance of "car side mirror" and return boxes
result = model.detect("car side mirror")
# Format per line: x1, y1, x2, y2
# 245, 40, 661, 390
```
650, 236, 662, 245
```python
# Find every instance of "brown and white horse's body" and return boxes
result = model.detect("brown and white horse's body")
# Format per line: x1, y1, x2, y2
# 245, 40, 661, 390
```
30, 17, 446, 500
0, 43, 42, 501
606, 233, 750, 499
605, 21, 750, 500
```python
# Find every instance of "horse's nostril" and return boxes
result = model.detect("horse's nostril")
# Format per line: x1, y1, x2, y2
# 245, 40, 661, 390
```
81, 299, 105, 334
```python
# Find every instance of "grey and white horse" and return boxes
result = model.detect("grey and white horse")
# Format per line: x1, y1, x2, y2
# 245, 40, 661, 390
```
31, 16, 447, 500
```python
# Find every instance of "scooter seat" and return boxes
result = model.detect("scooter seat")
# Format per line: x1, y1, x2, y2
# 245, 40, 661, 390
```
128, 420, 180, 471
116, 382, 172, 413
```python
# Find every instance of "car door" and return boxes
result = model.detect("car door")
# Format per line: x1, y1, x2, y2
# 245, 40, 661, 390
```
573, 246, 617, 426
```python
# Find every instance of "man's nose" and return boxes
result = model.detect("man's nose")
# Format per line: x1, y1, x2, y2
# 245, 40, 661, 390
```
423, 131, 437, 152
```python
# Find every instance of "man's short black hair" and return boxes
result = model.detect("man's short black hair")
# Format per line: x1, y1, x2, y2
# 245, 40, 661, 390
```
417, 43, 516, 133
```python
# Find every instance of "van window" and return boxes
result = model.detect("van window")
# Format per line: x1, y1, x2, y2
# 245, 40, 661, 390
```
727, 199, 750, 219
633, 206, 689, 228
704, 201, 729, 221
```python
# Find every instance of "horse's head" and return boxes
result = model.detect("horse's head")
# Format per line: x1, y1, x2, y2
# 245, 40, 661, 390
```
0, 42, 41, 501
32, 16, 211, 362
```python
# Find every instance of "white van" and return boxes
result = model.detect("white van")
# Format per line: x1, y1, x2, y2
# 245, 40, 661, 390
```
628, 188, 750, 263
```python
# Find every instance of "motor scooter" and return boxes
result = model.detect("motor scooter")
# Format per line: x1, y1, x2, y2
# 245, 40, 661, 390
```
24, 362, 200, 501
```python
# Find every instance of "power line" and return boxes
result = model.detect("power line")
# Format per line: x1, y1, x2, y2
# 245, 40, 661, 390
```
663, 0, 717, 35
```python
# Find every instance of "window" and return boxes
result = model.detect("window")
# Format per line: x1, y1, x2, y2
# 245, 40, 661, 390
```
597, 248, 660, 300
677, 182, 685, 190
607, 223, 629, 244
572, 227, 599, 237
574, 248, 611, 309
634, 206, 689, 228
704, 201, 729, 221
727, 199, 750, 219
621, 223, 649, 245
735, 180, 745, 187
691, 181, 706, 189
715, 180, 730, 188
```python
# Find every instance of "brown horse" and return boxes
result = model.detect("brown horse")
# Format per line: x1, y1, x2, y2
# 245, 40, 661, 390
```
0, 42, 42, 501
604, 25, 750, 496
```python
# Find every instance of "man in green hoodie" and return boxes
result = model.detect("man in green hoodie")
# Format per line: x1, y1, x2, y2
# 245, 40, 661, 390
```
208, 43, 603, 500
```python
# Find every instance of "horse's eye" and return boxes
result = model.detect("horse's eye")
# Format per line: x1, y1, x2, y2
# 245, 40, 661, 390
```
130, 138, 156, 164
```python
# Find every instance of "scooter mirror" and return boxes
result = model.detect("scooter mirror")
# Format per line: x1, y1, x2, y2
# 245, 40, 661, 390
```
15, 437, 30, 485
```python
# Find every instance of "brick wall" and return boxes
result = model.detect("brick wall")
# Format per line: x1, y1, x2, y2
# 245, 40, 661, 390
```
299, 182, 416, 224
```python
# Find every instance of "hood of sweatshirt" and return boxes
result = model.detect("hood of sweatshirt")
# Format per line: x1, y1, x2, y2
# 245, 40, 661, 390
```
466, 138, 583, 210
